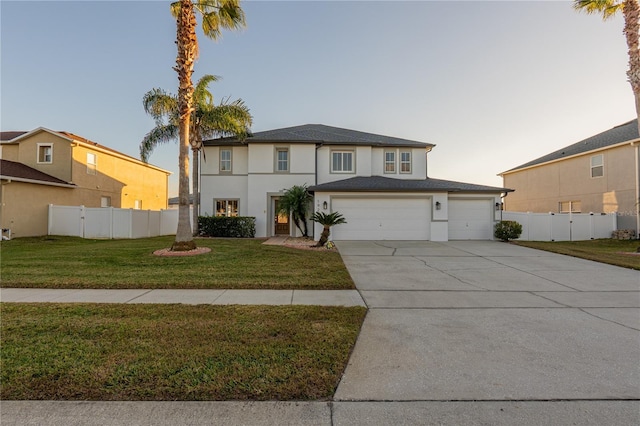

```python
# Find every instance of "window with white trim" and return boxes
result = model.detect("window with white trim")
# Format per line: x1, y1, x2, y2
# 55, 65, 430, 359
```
591, 154, 603, 178
559, 201, 581, 213
215, 199, 239, 217
400, 151, 412, 173
275, 148, 289, 172
384, 151, 396, 173
37, 144, 53, 164
87, 152, 97, 175
331, 151, 354, 173
220, 149, 232, 173
101, 196, 111, 207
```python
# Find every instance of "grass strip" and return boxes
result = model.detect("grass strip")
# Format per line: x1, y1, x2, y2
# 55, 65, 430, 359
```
513, 239, 640, 270
0, 236, 354, 289
1, 303, 366, 400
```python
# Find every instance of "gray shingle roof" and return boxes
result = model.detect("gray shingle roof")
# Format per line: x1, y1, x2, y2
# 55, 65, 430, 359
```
308, 176, 511, 193
0, 131, 28, 142
504, 119, 639, 173
0, 159, 74, 186
204, 124, 433, 148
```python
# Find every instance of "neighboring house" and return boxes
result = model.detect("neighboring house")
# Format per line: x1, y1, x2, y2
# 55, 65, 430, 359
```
201, 124, 510, 241
0, 127, 171, 238
499, 119, 640, 233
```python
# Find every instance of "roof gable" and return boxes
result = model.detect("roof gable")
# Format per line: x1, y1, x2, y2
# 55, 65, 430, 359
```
204, 124, 434, 148
503, 119, 639, 174
308, 176, 511, 193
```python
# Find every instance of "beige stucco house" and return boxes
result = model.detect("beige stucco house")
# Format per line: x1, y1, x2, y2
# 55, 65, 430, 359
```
0, 128, 171, 238
499, 119, 640, 233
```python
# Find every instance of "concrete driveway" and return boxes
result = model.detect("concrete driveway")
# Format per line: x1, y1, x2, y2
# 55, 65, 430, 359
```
333, 240, 640, 424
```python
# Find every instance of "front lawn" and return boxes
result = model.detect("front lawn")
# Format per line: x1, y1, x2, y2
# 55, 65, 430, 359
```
0, 303, 366, 400
0, 236, 354, 289
513, 239, 640, 270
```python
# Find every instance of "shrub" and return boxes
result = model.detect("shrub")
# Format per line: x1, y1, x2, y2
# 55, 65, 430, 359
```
494, 220, 523, 242
198, 216, 256, 238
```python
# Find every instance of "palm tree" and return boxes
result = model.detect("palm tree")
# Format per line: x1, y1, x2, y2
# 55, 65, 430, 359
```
574, 0, 640, 135
170, 0, 246, 250
278, 185, 313, 237
140, 75, 252, 235
311, 211, 347, 247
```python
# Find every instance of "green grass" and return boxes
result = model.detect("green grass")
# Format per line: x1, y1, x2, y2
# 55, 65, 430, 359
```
513, 239, 640, 270
0, 236, 354, 289
0, 303, 367, 400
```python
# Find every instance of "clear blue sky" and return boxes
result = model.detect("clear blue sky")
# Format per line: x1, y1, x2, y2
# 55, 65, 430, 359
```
1, 1, 635, 196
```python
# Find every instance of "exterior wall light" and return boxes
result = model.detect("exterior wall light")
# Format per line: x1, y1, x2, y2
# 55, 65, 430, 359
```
495, 202, 502, 211
435, 201, 441, 210
322, 201, 328, 210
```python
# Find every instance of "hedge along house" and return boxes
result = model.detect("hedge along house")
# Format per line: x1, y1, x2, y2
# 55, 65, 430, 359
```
200, 124, 511, 241
0, 128, 171, 238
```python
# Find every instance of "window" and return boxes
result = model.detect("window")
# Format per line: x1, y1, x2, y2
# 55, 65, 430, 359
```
134, 200, 142, 210
87, 152, 97, 175
101, 196, 111, 207
559, 201, 581, 213
37, 144, 53, 163
275, 148, 289, 172
331, 151, 354, 173
400, 151, 412, 173
216, 199, 239, 217
591, 154, 603, 178
220, 149, 232, 173
384, 151, 396, 173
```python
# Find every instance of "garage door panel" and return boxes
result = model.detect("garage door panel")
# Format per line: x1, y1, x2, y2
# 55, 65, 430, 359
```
448, 199, 493, 240
332, 198, 430, 241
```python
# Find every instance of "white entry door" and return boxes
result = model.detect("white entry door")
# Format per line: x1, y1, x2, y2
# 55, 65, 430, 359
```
331, 197, 431, 240
448, 199, 494, 240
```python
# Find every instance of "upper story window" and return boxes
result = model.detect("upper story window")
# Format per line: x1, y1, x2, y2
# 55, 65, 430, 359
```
400, 151, 412, 173
331, 150, 354, 173
37, 143, 53, 164
220, 149, 232, 173
275, 148, 289, 172
591, 154, 603, 178
87, 152, 97, 175
384, 151, 396, 173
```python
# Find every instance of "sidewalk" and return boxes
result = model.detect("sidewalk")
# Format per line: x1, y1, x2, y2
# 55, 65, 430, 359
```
0, 288, 365, 307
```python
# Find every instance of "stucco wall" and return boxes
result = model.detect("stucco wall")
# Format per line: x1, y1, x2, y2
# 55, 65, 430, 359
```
503, 144, 636, 215
17, 132, 73, 182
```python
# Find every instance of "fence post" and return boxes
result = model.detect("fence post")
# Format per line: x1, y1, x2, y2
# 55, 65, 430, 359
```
48, 204, 53, 236
80, 205, 85, 238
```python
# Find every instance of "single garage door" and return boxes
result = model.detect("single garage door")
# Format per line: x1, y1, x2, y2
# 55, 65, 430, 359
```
331, 197, 431, 240
448, 199, 494, 240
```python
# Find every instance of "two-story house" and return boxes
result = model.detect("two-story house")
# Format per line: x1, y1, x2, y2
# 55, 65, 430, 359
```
201, 124, 510, 241
499, 119, 640, 233
0, 127, 171, 238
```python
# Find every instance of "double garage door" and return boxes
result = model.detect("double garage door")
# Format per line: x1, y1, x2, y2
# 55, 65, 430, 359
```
330, 197, 494, 241
331, 197, 431, 241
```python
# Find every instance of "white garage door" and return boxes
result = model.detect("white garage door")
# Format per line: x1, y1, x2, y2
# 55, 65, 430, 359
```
448, 199, 494, 240
331, 197, 431, 240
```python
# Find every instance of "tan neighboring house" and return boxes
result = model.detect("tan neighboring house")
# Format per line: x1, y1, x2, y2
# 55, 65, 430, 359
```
0, 127, 171, 238
499, 119, 640, 233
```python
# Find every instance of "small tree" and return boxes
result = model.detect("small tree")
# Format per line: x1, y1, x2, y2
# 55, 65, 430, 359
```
494, 220, 523, 242
278, 185, 313, 237
312, 211, 347, 247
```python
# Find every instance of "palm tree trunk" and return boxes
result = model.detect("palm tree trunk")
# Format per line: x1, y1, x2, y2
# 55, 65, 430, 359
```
316, 225, 331, 247
192, 146, 200, 236
172, 0, 197, 251
624, 0, 640, 135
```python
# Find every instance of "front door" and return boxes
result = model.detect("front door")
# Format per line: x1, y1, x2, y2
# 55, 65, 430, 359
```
274, 199, 290, 235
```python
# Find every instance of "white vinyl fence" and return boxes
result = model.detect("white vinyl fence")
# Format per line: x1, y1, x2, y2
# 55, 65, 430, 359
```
48, 205, 190, 239
502, 211, 617, 241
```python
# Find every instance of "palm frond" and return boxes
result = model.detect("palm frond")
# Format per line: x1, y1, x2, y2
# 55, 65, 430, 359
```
143, 88, 178, 124
194, 74, 220, 107
140, 124, 179, 162
573, 0, 623, 19
197, 0, 246, 39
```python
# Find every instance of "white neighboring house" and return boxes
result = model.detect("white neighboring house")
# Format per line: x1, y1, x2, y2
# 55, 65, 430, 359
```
200, 124, 511, 241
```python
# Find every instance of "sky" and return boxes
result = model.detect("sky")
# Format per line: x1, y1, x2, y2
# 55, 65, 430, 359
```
1, 0, 635, 196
